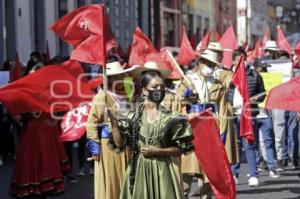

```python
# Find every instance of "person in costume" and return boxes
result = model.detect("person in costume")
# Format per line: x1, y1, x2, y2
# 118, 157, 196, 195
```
86, 60, 139, 199
109, 66, 194, 199
9, 67, 70, 199
177, 48, 238, 198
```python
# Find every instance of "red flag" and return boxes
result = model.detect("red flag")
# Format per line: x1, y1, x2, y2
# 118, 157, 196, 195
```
295, 41, 300, 57
158, 49, 182, 79
45, 40, 50, 62
87, 76, 103, 90
214, 31, 221, 42
60, 102, 91, 141
247, 39, 263, 62
190, 111, 236, 199
128, 27, 158, 66
196, 31, 211, 52
190, 33, 197, 49
50, 4, 115, 66
177, 26, 196, 65
276, 26, 292, 54
10, 52, 22, 82
262, 26, 270, 47
0, 61, 93, 116
232, 56, 254, 144
219, 25, 238, 68
266, 76, 300, 112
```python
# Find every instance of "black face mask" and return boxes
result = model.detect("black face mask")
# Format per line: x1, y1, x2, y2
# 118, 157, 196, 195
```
146, 88, 166, 104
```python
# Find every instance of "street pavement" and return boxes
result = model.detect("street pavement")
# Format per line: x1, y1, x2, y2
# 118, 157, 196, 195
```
1, 156, 300, 199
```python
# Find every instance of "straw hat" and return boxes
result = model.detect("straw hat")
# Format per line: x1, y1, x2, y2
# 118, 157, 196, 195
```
106, 61, 139, 76
264, 40, 279, 51
207, 42, 231, 52
130, 61, 171, 79
195, 49, 221, 66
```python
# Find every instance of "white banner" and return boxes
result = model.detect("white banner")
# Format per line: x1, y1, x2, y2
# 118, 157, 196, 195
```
266, 59, 292, 82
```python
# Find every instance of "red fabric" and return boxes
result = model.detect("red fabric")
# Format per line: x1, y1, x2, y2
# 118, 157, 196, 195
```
214, 31, 221, 42
295, 42, 300, 56
190, 33, 197, 49
277, 26, 292, 54
158, 49, 182, 79
10, 52, 22, 82
0, 61, 93, 116
60, 103, 91, 141
87, 76, 103, 89
190, 111, 236, 199
50, 4, 115, 66
10, 113, 70, 198
196, 32, 211, 52
266, 76, 300, 112
177, 26, 196, 65
45, 40, 50, 62
247, 39, 263, 62
128, 27, 158, 66
262, 26, 270, 47
232, 56, 254, 144
219, 25, 238, 68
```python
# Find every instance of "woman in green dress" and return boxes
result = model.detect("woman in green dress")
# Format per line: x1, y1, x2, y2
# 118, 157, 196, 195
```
109, 70, 194, 199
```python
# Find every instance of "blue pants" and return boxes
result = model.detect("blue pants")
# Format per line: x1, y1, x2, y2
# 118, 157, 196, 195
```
284, 111, 299, 163
231, 117, 258, 178
255, 117, 276, 170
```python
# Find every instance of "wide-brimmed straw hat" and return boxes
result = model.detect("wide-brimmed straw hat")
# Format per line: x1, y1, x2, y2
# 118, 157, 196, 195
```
130, 61, 171, 79
264, 40, 279, 51
207, 42, 231, 52
106, 61, 139, 76
195, 49, 222, 66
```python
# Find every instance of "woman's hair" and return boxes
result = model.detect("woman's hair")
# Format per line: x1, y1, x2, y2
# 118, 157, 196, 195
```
140, 70, 162, 88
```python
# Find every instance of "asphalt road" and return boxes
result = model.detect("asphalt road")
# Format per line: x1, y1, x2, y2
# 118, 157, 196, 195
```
1, 155, 300, 199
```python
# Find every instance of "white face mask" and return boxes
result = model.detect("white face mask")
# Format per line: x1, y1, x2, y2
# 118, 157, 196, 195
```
201, 65, 214, 76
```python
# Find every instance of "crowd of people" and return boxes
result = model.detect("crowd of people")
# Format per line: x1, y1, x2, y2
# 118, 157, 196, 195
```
0, 38, 300, 199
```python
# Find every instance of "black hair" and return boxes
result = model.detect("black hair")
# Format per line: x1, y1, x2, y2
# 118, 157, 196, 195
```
278, 50, 290, 59
2, 60, 13, 71
187, 59, 198, 70
140, 70, 162, 88
232, 47, 247, 60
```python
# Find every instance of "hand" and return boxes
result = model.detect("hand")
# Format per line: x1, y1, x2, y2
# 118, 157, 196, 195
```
87, 155, 100, 162
141, 146, 160, 157
297, 112, 300, 121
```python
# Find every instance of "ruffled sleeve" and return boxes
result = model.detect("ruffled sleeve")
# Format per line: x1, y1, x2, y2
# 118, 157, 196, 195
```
165, 114, 194, 154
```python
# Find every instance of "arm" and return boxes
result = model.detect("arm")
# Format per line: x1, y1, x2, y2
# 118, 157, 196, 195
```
141, 146, 182, 157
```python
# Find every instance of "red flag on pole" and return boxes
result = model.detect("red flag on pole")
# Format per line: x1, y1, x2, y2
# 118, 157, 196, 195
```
219, 25, 238, 68
214, 31, 221, 42
295, 41, 300, 57
158, 49, 182, 79
262, 26, 270, 47
60, 102, 92, 141
190, 111, 236, 199
0, 61, 93, 116
177, 26, 196, 65
50, 4, 114, 66
196, 31, 211, 52
276, 26, 292, 54
232, 56, 254, 144
11, 52, 22, 82
128, 27, 158, 66
247, 39, 263, 62
266, 76, 300, 112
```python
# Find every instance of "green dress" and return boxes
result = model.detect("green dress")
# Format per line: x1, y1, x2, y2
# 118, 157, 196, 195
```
116, 109, 194, 199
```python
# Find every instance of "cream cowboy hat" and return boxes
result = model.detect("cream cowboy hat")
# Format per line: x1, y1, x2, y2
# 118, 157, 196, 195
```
130, 61, 171, 79
195, 49, 221, 66
207, 42, 231, 52
106, 61, 140, 76
264, 40, 279, 51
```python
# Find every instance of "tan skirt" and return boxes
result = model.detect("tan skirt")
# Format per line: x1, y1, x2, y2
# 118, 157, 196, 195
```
94, 139, 129, 199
